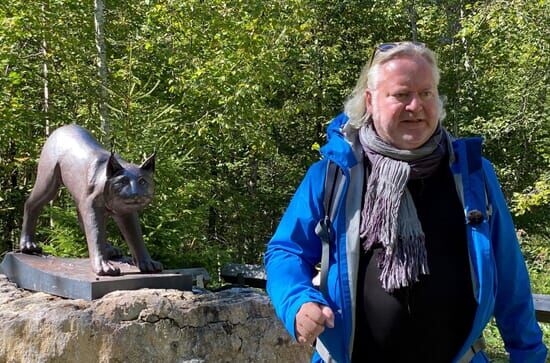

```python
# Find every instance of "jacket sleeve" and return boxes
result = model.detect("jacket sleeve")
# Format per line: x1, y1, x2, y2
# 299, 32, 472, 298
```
264, 160, 330, 340
483, 159, 548, 363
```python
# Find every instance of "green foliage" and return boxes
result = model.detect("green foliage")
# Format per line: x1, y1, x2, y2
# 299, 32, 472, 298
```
0, 0, 548, 355
41, 205, 88, 258
485, 229, 550, 361
485, 319, 550, 362
513, 174, 550, 216
0, 1, 548, 287
453, 0, 549, 197
521, 228, 550, 294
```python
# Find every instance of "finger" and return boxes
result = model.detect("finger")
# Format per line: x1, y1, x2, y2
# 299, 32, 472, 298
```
298, 321, 325, 341
303, 305, 333, 330
296, 327, 314, 345
306, 333, 317, 346
303, 304, 325, 324
296, 319, 325, 343
321, 306, 335, 328
302, 329, 319, 346
298, 318, 323, 338
295, 302, 328, 345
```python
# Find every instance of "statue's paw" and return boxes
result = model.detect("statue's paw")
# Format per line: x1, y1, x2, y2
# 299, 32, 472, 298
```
137, 259, 163, 273
105, 243, 123, 259
19, 239, 42, 255
93, 258, 121, 276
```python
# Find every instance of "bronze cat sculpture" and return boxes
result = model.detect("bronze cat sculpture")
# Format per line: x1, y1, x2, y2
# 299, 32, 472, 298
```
20, 124, 163, 276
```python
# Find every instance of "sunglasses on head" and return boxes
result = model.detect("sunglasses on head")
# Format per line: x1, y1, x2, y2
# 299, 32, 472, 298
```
368, 41, 426, 68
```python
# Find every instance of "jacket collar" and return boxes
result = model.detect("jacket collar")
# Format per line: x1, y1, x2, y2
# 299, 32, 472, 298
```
320, 113, 360, 170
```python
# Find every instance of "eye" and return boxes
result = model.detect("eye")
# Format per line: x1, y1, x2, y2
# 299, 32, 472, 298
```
112, 176, 129, 188
138, 178, 148, 186
420, 90, 434, 99
394, 92, 410, 100
116, 177, 128, 185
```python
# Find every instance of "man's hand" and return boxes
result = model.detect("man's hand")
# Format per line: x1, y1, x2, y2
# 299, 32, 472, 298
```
295, 302, 335, 345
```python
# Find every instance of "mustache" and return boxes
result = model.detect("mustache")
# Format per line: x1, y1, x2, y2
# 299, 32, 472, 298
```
399, 115, 425, 121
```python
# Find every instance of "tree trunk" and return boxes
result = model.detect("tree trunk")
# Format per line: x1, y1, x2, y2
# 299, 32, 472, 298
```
42, 3, 49, 135
408, 1, 418, 42
444, 1, 463, 136
94, 0, 110, 147
41, 1, 55, 228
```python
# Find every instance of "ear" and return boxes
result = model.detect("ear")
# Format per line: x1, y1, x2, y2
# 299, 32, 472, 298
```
107, 152, 124, 178
140, 152, 156, 173
365, 89, 374, 115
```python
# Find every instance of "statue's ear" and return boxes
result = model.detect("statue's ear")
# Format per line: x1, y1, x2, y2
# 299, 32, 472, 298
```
140, 152, 156, 173
107, 152, 124, 177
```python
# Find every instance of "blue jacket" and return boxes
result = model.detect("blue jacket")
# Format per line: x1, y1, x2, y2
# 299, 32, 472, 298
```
265, 113, 547, 363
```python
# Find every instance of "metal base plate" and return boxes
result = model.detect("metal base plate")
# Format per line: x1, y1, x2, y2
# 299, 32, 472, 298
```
0, 252, 192, 300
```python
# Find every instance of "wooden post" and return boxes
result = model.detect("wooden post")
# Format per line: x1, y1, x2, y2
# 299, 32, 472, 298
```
533, 294, 550, 323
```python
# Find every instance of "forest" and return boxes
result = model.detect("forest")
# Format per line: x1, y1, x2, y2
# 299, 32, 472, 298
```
0, 0, 548, 358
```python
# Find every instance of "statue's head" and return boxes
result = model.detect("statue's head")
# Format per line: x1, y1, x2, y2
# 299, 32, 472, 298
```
104, 152, 155, 214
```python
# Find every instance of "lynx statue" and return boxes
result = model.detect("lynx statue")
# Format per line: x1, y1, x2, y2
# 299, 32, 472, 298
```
20, 125, 163, 276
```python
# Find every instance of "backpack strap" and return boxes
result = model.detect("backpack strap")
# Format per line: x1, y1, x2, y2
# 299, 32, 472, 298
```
457, 336, 486, 363
453, 137, 492, 360
455, 137, 491, 225
314, 160, 339, 296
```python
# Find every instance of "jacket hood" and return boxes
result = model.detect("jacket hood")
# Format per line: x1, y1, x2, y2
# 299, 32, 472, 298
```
320, 113, 360, 170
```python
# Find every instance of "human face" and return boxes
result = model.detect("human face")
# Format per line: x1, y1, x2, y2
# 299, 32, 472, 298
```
365, 55, 439, 150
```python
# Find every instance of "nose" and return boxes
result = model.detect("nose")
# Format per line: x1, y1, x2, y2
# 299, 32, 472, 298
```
405, 93, 423, 113
129, 180, 139, 196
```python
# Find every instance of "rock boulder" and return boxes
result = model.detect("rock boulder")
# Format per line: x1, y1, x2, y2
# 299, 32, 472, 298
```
0, 274, 311, 362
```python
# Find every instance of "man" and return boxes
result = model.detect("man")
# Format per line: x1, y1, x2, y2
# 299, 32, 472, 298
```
265, 42, 547, 362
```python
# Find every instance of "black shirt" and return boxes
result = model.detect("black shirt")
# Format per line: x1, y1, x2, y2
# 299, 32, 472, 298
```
352, 159, 477, 363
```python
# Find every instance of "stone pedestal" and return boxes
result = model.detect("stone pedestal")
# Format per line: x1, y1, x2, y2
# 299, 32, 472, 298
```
0, 274, 311, 362
0, 252, 193, 300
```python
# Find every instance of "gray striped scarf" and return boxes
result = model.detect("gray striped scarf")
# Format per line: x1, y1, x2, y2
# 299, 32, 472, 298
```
358, 123, 450, 292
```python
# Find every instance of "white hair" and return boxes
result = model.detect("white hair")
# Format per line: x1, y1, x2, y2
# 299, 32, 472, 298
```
343, 42, 446, 129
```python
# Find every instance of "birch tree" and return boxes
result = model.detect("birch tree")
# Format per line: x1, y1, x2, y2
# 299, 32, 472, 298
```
94, 0, 110, 146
